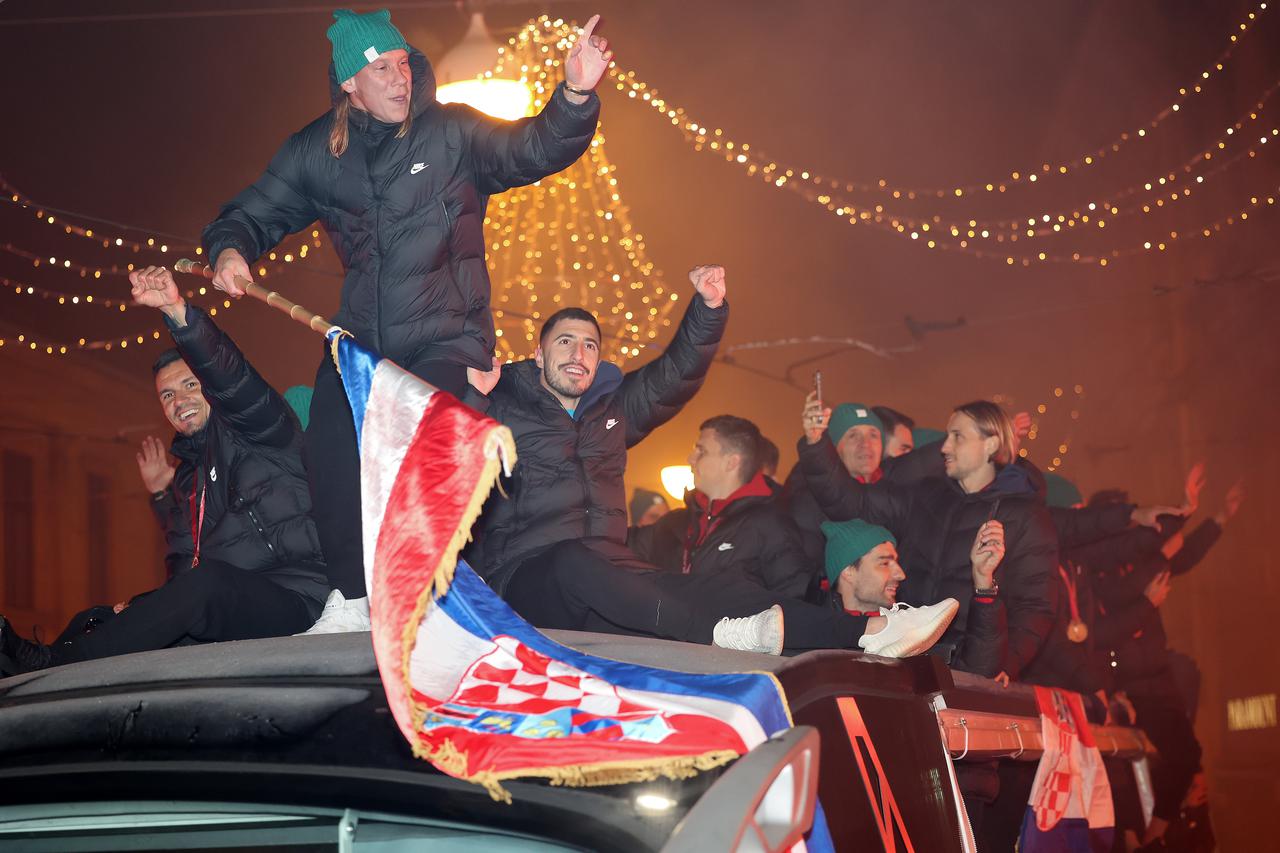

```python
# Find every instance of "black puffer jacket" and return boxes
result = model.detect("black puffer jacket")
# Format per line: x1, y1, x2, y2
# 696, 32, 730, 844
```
471, 298, 728, 592
159, 305, 328, 611
780, 464, 881, 583
1090, 517, 1222, 695
628, 473, 813, 600
798, 437, 1057, 678
864, 437, 1140, 547
203, 48, 599, 369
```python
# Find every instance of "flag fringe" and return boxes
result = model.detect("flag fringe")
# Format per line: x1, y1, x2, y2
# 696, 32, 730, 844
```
385, 411, 780, 807
399, 422, 518, 758
416, 737, 742, 803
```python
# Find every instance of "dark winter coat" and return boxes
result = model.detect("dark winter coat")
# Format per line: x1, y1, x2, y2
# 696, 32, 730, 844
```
1019, 561, 1108, 695
1017, 508, 1170, 695
781, 463, 882, 589
798, 437, 1058, 678
1090, 517, 1222, 695
157, 305, 328, 612
628, 473, 813, 600
202, 48, 599, 369
469, 298, 728, 592
854, 437, 1140, 548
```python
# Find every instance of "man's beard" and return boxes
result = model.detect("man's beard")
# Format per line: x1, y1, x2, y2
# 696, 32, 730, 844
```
543, 363, 589, 400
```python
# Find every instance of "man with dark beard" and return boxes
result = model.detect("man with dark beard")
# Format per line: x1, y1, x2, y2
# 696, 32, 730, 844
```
462, 266, 957, 656
464, 265, 730, 597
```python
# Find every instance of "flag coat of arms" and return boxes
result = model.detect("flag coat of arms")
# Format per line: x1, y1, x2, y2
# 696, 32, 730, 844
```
1019, 686, 1115, 852
332, 333, 797, 802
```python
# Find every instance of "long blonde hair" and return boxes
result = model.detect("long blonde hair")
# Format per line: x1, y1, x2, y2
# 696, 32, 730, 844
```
328, 94, 414, 158
952, 401, 1016, 467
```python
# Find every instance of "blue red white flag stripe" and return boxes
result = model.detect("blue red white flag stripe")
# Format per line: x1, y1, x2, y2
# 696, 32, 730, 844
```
1019, 686, 1115, 852
330, 331, 800, 804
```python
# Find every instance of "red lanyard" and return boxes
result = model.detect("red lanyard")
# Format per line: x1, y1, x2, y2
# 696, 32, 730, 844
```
189, 482, 207, 568
1058, 564, 1081, 621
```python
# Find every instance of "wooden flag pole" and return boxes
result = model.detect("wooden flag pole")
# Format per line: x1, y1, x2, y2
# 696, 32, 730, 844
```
174, 258, 337, 336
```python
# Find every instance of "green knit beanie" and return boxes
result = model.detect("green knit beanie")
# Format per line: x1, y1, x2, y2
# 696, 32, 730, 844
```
1044, 472, 1084, 508
911, 426, 946, 448
327, 8, 410, 83
821, 519, 896, 587
827, 403, 883, 445
283, 385, 314, 431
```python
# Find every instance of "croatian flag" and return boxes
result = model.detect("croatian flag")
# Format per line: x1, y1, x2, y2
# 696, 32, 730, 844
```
332, 333, 803, 807
1019, 686, 1115, 852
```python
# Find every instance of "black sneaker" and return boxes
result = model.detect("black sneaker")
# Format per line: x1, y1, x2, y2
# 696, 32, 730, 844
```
0, 615, 52, 675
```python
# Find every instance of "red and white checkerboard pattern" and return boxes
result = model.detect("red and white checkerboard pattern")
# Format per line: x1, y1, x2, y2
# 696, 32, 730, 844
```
450, 636, 658, 719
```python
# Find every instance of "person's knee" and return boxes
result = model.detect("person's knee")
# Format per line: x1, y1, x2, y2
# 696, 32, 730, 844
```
534, 541, 600, 584
167, 562, 243, 605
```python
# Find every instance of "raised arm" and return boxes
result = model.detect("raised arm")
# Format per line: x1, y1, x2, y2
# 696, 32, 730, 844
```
462, 15, 607, 193
130, 266, 297, 448
795, 393, 914, 534
618, 265, 728, 447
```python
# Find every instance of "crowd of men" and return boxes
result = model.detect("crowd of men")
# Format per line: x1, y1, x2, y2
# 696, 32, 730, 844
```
0, 8, 1243, 852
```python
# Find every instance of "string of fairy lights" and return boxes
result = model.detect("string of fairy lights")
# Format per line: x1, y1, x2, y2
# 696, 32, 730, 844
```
486, 24, 680, 363
610, 1, 1272, 200
584, 21, 1280, 265
5, 8, 1279, 357
468, 13, 1280, 267
0, 177, 198, 255
0, 185, 333, 354
996, 385, 1086, 473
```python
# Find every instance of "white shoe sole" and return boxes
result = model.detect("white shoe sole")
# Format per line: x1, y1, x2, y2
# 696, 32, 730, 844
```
764, 605, 784, 655
871, 601, 959, 658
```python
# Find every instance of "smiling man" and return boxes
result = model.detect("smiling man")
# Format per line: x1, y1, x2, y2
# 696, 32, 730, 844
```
784, 401, 887, 583
457, 269, 957, 658
821, 518, 1004, 674
464, 265, 730, 596
200, 8, 613, 633
0, 266, 327, 677
799, 398, 1055, 680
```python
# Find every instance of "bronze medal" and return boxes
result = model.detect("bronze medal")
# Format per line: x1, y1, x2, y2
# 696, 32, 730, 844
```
1066, 618, 1089, 643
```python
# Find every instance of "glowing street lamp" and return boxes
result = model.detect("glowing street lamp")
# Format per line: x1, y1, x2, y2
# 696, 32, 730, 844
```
434, 12, 533, 120
660, 465, 694, 502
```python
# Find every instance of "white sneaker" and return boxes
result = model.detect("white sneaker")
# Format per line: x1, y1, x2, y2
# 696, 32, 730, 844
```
298, 590, 371, 635
858, 599, 959, 658
712, 605, 784, 655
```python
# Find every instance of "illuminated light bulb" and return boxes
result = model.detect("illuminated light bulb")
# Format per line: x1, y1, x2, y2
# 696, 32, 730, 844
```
434, 13, 534, 120
660, 465, 695, 501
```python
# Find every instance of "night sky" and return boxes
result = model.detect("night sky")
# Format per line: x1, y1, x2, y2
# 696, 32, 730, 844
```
2, 1, 1278, 842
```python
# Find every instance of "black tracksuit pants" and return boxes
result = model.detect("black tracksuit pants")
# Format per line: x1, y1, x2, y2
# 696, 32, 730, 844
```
50, 560, 315, 667
306, 346, 468, 598
503, 539, 868, 651
1129, 689, 1202, 823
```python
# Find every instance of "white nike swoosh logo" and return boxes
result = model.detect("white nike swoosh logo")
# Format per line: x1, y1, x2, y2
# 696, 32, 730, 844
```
410, 163, 427, 174
605, 419, 619, 430
718, 542, 733, 551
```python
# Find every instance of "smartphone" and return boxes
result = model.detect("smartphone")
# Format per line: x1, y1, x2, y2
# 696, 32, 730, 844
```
813, 370, 823, 408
